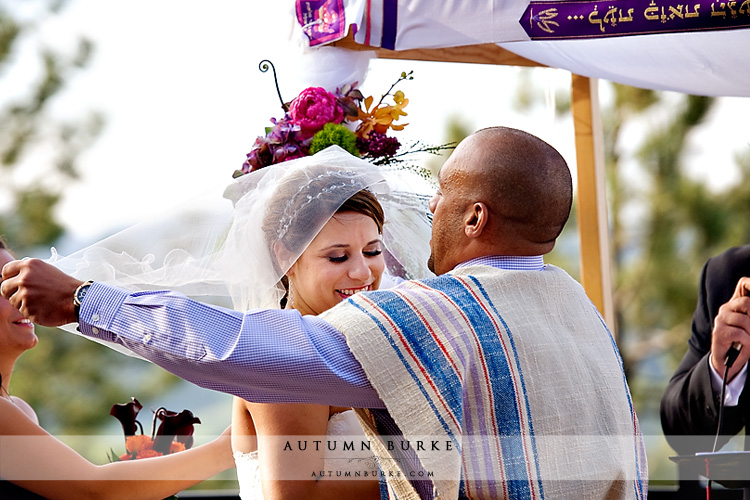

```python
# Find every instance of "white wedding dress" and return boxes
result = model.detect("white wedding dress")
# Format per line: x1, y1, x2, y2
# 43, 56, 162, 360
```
233, 409, 377, 500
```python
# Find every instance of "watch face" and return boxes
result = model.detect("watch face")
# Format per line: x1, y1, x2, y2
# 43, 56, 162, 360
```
75, 284, 91, 305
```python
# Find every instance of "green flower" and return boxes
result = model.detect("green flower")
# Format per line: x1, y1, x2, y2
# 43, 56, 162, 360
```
309, 123, 359, 156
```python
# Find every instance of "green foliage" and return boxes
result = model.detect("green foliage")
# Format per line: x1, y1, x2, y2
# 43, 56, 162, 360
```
0, 1, 179, 437
0, 188, 64, 249
423, 114, 472, 177
0, 1, 103, 255
0, 9, 20, 69
612, 84, 658, 113
309, 122, 359, 156
604, 87, 750, 483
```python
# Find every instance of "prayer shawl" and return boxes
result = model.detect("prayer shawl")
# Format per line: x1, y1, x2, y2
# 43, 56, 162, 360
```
321, 265, 648, 500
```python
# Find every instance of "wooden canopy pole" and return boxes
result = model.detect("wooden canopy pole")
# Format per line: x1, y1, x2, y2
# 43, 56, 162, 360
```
570, 75, 615, 331
334, 35, 616, 333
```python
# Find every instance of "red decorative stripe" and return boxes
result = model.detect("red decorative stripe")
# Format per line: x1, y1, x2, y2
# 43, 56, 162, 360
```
364, 0, 372, 46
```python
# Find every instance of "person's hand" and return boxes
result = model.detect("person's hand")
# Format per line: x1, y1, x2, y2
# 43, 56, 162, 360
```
710, 276, 750, 379
0, 258, 83, 327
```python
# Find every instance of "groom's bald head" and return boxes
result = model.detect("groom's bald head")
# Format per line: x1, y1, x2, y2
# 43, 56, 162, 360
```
428, 126, 572, 274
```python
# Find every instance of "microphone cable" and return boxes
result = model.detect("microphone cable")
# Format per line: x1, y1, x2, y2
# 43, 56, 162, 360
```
707, 342, 742, 499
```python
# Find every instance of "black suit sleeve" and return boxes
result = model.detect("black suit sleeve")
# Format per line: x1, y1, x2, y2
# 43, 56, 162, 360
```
660, 246, 750, 454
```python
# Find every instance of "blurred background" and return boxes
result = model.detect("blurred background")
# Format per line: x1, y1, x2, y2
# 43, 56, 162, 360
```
1, 0, 749, 492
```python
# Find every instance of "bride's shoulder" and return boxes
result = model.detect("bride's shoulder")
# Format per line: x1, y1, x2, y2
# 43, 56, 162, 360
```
379, 274, 404, 289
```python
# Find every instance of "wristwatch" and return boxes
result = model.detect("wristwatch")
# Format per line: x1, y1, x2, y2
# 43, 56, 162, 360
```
73, 280, 94, 321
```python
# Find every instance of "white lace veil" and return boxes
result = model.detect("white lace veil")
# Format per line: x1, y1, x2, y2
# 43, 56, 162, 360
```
50, 146, 434, 317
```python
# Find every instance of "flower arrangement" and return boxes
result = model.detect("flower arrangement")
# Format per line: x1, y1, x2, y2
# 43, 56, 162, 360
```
235, 64, 454, 179
108, 397, 201, 461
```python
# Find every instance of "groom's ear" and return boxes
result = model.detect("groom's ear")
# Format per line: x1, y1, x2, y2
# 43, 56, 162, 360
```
464, 202, 489, 239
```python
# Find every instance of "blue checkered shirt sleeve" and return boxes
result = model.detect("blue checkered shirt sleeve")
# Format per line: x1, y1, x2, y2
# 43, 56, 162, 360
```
77, 282, 385, 409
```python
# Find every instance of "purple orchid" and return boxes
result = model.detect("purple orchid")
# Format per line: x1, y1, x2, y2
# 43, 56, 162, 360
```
151, 407, 202, 454
110, 397, 144, 437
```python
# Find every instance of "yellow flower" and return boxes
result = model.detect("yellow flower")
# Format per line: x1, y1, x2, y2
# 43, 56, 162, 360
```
356, 92, 409, 139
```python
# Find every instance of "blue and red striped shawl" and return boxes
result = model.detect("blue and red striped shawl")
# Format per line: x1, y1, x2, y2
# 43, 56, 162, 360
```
321, 264, 647, 500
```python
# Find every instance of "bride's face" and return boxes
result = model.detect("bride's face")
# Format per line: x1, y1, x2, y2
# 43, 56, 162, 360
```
286, 211, 384, 315
0, 250, 37, 356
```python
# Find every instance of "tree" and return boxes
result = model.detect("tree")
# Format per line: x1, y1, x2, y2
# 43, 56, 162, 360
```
0, 0, 181, 435
0, 0, 101, 250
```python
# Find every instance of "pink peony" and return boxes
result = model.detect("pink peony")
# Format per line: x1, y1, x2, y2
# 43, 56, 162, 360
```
288, 87, 343, 139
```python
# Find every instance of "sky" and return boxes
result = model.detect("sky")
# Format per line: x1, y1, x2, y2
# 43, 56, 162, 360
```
9, 0, 750, 253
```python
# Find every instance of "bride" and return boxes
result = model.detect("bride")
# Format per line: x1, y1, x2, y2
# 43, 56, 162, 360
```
51, 145, 434, 499
231, 178, 386, 499
224, 147, 433, 499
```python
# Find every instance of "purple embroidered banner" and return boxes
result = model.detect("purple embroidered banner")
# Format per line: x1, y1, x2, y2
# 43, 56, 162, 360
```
520, 0, 750, 39
296, 0, 347, 46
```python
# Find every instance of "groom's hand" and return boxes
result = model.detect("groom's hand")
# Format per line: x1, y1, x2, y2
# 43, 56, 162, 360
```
0, 258, 83, 326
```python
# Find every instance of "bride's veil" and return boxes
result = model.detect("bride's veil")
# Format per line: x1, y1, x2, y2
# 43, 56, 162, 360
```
50, 146, 434, 353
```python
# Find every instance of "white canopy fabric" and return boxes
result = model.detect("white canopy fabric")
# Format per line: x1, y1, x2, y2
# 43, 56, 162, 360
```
498, 31, 750, 97
293, 0, 750, 97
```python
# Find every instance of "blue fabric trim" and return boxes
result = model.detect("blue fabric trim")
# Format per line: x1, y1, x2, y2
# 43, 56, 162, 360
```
364, 286, 464, 419
378, 462, 390, 499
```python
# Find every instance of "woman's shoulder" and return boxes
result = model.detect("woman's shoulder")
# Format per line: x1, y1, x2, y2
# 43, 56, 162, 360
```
0, 396, 43, 434
9, 396, 39, 424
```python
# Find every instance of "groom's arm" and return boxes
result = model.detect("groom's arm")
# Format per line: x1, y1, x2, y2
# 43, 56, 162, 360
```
79, 283, 385, 408
1, 259, 384, 409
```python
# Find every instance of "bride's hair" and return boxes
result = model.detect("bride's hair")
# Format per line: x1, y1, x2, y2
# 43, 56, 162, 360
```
261, 167, 385, 307
265, 188, 384, 259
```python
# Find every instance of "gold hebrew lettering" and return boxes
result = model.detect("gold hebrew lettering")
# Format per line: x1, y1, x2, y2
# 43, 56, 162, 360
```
669, 5, 684, 18
603, 5, 619, 25
685, 4, 700, 16
619, 7, 635, 21
711, 2, 727, 16
588, 5, 606, 31
645, 0, 660, 20
536, 7, 560, 33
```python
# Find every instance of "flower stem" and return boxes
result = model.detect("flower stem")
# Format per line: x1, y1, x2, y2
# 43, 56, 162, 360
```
376, 70, 414, 107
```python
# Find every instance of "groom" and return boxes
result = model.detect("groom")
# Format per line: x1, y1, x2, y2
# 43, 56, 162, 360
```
2, 127, 646, 499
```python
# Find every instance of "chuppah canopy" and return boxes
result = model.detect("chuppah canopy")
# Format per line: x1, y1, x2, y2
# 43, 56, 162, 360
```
294, 0, 750, 97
